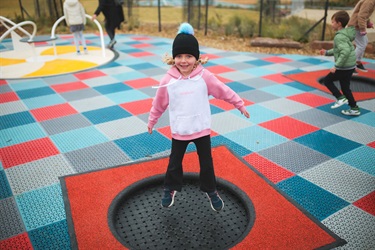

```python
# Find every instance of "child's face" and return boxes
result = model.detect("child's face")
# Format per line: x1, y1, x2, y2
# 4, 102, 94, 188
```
174, 54, 197, 76
331, 19, 341, 31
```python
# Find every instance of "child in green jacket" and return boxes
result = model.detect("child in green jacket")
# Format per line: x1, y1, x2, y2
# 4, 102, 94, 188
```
320, 10, 360, 116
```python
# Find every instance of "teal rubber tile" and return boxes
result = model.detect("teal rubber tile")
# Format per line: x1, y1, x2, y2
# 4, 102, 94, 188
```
240, 104, 283, 124
0, 170, 12, 199
50, 126, 109, 153
8, 79, 47, 91
223, 125, 288, 152
114, 131, 171, 160
106, 89, 150, 104
16, 87, 55, 99
28, 219, 70, 250
0, 111, 35, 130
16, 184, 66, 230
277, 176, 350, 221
82, 105, 132, 124
112, 70, 148, 82
352, 111, 375, 127
295, 130, 362, 158
93, 82, 132, 95
336, 146, 375, 176
22, 94, 66, 110
260, 84, 304, 97
0, 123, 46, 147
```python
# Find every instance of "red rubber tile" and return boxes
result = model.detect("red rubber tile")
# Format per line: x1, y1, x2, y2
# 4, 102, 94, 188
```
119, 98, 153, 115
0, 137, 59, 169
74, 70, 106, 80
129, 51, 155, 57
30, 103, 78, 122
132, 36, 151, 41
287, 92, 333, 107
132, 43, 152, 48
51, 81, 89, 93
202, 54, 221, 59
125, 77, 159, 89
259, 116, 320, 139
210, 98, 252, 111
0, 233, 33, 250
263, 73, 294, 84
263, 56, 292, 64
367, 141, 375, 148
353, 191, 375, 216
0, 92, 19, 103
0, 79, 7, 85
243, 153, 294, 183
205, 65, 235, 74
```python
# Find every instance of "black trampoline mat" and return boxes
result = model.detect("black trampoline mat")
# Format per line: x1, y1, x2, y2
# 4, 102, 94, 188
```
108, 174, 255, 250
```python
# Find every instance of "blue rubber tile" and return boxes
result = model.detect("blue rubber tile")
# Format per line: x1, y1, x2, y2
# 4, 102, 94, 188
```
22, 94, 66, 110
16, 184, 66, 230
242, 67, 275, 77
245, 59, 273, 66
97, 61, 122, 69
114, 131, 171, 160
106, 89, 150, 104
113, 70, 148, 82
223, 125, 288, 152
118, 48, 144, 54
298, 57, 327, 65
127, 62, 158, 70
260, 84, 304, 98
0, 170, 12, 199
16, 87, 55, 99
295, 130, 362, 158
0, 111, 35, 130
93, 82, 132, 95
226, 82, 254, 92
28, 219, 70, 250
50, 126, 109, 153
0, 123, 46, 147
82, 105, 132, 124
283, 69, 305, 75
277, 176, 350, 221
211, 135, 252, 157
8, 79, 47, 91
242, 104, 283, 124
318, 104, 371, 119
285, 81, 315, 92
336, 146, 375, 176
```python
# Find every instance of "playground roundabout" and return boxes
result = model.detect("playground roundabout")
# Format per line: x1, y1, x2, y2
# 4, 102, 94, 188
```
0, 44, 116, 79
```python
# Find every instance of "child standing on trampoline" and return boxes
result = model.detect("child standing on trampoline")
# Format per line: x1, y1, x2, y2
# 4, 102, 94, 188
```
63, 0, 88, 55
147, 23, 250, 212
320, 10, 360, 116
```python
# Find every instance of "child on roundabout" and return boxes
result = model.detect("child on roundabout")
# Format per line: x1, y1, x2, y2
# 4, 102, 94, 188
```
147, 23, 250, 212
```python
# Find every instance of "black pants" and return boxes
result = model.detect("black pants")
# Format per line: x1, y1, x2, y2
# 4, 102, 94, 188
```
323, 69, 356, 108
164, 135, 217, 193
105, 21, 115, 41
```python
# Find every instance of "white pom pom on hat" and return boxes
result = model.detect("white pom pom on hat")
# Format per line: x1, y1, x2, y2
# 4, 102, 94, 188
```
172, 23, 200, 60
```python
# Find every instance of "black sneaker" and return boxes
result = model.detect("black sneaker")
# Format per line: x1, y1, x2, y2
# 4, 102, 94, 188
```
206, 191, 224, 212
356, 63, 368, 72
353, 69, 359, 75
161, 189, 176, 208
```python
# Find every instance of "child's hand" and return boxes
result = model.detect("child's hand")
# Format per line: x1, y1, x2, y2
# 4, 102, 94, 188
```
242, 110, 250, 119
148, 127, 153, 134
330, 67, 336, 73
320, 49, 326, 55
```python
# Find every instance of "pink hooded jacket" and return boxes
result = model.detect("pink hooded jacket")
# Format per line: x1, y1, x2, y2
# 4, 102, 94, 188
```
148, 64, 247, 141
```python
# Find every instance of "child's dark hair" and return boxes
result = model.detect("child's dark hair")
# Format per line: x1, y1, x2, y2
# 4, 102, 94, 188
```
332, 10, 350, 27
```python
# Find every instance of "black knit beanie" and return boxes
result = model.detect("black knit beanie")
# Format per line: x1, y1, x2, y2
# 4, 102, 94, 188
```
172, 23, 200, 60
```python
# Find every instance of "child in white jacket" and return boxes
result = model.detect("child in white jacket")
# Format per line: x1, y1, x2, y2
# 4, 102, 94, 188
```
63, 0, 87, 55
148, 23, 250, 212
